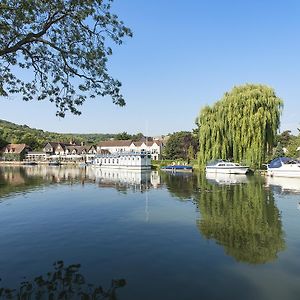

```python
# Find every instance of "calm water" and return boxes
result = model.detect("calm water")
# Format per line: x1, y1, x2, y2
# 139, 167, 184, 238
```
0, 166, 300, 299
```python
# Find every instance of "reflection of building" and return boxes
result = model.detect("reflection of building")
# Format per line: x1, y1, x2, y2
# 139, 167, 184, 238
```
96, 140, 164, 160
206, 173, 249, 185
89, 168, 160, 189
4, 165, 161, 191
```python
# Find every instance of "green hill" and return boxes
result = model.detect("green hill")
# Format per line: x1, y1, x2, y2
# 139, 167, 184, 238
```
0, 119, 117, 150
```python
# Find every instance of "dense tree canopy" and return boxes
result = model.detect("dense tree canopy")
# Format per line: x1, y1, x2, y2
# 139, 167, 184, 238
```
197, 84, 283, 168
163, 131, 199, 161
0, 0, 132, 116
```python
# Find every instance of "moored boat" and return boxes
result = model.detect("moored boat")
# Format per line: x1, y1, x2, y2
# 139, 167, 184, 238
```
161, 165, 193, 172
206, 160, 249, 174
267, 157, 300, 178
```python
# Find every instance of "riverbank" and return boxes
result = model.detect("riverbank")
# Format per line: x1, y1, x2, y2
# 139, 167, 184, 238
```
0, 161, 82, 166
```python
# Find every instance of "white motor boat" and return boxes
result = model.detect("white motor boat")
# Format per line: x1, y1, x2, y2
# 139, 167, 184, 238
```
267, 157, 300, 178
206, 160, 249, 174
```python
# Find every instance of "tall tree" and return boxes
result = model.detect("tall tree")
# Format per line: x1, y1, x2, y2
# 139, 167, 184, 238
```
276, 130, 293, 147
163, 131, 199, 160
0, 0, 132, 116
197, 84, 283, 168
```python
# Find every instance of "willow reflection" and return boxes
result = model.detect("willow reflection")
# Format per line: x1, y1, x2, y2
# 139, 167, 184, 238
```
0, 261, 126, 299
196, 176, 285, 264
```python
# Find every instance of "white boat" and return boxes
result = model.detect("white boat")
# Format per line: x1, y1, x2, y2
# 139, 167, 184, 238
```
267, 157, 300, 178
206, 160, 249, 174
91, 151, 151, 170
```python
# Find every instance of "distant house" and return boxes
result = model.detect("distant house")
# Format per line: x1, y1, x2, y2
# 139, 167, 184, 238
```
25, 142, 97, 162
1, 144, 31, 161
97, 139, 164, 160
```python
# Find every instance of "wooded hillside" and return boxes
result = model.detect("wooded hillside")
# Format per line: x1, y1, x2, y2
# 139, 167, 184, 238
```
0, 119, 117, 150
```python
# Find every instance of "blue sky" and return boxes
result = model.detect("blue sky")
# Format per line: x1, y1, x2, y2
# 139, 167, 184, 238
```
1, 0, 300, 135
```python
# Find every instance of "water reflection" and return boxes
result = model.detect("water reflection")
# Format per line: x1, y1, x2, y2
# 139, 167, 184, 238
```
0, 261, 126, 299
160, 171, 196, 200
196, 176, 285, 264
0, 166, 286, 265
265, 176, 300, 195
0, 166, 161, 198
206, 173, 249, 185
90, 168, 161, 192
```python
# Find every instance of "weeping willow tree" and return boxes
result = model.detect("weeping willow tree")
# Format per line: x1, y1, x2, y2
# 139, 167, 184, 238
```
198, 84, 283, 168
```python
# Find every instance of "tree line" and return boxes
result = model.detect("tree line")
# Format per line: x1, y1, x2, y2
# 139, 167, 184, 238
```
0, 119, 147, 150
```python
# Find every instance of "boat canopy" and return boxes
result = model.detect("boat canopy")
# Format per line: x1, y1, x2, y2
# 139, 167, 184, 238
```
206, 159, 224, 166
269, 157, 292, 168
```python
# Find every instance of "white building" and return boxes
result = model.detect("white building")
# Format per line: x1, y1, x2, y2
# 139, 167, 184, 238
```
97, 140, 163, 160
92, 152, 151, 170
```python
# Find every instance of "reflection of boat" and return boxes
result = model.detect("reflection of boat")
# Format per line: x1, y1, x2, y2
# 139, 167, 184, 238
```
23, 161, 38, 166
267, 157, 300, 178
206, 172, 249, 185
161, 165, 193, 172
49, 161, 61, 166
206, 160, 249, 174
265, 176, 300, 194
89, 167, 160, 188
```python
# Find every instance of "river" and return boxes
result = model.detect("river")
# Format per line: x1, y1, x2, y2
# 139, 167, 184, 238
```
0, 165, 299, 299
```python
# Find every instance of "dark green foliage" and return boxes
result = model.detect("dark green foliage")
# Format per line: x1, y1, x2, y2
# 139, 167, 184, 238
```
286, 135, 300, 158
0, 0, 132, 116
0, 260, 126, 299
115, 131, 132, 140
276, 130, 293, 147
198, 84, 283, 168
1, 152, 23, 161
0, 119, 117, 150
273, 142, 285, 159
163, 131, 199, 160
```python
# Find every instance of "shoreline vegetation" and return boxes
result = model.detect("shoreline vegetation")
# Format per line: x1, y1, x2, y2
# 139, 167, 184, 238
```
1, 85, 300, 169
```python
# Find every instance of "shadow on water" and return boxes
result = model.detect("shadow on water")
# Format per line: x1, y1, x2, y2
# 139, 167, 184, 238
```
0, 261, 126, 300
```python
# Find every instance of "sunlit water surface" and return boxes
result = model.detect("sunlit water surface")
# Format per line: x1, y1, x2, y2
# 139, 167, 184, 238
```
0, 166, 300, 299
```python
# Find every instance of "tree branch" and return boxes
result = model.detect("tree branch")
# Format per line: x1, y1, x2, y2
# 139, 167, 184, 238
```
0, 12, 69, 56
